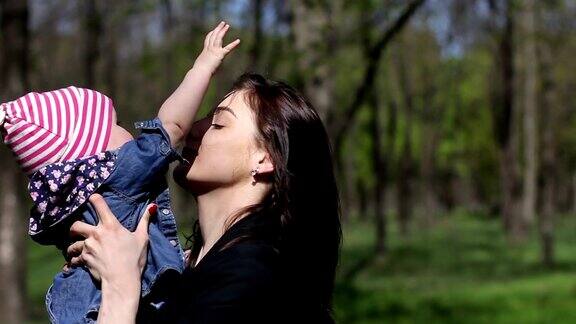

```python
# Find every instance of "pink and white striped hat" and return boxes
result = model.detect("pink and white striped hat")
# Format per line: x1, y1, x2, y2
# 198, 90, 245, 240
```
0, 86, 114, 176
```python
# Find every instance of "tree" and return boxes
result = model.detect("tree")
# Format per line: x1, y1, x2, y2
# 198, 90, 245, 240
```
0, 1, 30, 322
289, 0, 340, 120
328, 0, 426, 151
82, 0, 101, 88
537, 0, 565, 268
520, 0, 539, 233
248, 0, 264, 70
161, 0, 175, 88
487, 0, 525, 241
370, 88, 388, 254
393, 39, 416, 237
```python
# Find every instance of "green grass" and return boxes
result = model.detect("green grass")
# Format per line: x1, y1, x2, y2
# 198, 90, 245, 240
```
26, 240, 61, 323
26, 212, 576, 323
334, 212, 576, 323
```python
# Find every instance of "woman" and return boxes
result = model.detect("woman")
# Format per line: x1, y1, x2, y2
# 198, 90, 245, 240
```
67, 72, 342, 323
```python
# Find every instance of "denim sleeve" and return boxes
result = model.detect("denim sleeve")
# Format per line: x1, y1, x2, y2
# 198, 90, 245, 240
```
104, 117, 185, 197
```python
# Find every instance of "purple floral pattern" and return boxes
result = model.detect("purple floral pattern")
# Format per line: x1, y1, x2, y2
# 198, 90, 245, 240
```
28, 151, 117, 235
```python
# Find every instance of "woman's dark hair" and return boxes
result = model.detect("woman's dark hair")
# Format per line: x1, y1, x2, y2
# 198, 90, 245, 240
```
186, 72, 342, 319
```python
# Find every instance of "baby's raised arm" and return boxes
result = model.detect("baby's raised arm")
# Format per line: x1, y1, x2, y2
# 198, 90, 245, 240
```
158, 21, 240, 147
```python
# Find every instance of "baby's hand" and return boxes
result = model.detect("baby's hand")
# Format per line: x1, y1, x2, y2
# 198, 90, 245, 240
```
194, 21, 240, 73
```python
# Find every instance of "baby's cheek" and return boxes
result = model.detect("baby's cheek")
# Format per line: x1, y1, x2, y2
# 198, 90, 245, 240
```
106, 125, 134, 150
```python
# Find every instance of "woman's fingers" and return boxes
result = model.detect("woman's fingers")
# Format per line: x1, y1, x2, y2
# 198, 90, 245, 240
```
70, 253, 85, 267
66, 241, 85, 260
80, 252, 101, 281
183, 249, 192, 266
89, 194, 118, 228
84, 237, 98, 254
70, 220, 96, 239
135, 203, 157, 241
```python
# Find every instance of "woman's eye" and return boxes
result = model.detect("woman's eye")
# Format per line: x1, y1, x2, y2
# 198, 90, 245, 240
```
211, 123, 224, 129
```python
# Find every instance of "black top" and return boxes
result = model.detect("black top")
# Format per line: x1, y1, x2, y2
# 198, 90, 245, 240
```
135, 211, 335, 323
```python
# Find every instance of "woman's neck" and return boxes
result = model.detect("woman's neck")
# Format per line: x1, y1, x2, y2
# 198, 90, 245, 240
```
195, 181, 269, 264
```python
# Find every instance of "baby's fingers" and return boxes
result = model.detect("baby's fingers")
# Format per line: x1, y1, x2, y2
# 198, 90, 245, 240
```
204, 22, 221, 48
214, 23, 230, 47
223, 39, 241, 53
204, 30, 213, 48
209, 21, 225, 47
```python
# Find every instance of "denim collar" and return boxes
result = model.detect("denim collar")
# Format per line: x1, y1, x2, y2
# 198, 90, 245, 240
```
28, 149, 119, 236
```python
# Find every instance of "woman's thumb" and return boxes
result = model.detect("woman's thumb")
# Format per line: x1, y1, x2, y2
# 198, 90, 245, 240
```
136, 203, 157, 238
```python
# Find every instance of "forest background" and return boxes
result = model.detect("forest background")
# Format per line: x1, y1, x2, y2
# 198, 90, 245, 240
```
0, 0, 575, 323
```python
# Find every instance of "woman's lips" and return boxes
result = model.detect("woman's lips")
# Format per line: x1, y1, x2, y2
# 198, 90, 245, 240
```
180, 147, 198, 167
182, 147, 198, 158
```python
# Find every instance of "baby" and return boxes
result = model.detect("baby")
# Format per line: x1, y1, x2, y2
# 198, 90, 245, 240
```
0, 21, 239, 323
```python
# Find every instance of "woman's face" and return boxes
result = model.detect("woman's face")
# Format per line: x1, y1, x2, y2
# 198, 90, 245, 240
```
173, 90, 265, 194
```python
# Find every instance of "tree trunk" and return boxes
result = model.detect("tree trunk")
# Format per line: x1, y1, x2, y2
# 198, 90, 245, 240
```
397, 148, 414, 237
83, 0, 101, 88
572, 174, 576, 215
289, 0, 338, 120
370, 90, 387, 255
538, 18, 557, 268
102, 0, 118, 100
0, 0, 29, 322
249, 0, 263, 70
161, 0, 175, 88
341, 136, 357, 222
263, 0, 289, 76
490, 0, 524, 241
394, 42, 415, 238
520, 0, 539, 231
420, 124, 440, 227
419, 81, 441, 227
500, 146, 524, 238
356, 179, 369, 222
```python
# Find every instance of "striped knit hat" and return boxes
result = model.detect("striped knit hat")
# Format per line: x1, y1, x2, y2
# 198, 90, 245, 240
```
0, 86, 114, 176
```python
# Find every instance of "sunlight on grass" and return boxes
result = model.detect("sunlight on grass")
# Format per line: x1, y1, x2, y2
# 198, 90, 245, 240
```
26, 212, 576, 323
334, 212, 576, 323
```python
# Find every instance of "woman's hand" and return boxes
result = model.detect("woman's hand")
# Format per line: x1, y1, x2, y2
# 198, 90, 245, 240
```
67, 194, 157, 285
66, 194, 157, 323
194, 21, 241, 74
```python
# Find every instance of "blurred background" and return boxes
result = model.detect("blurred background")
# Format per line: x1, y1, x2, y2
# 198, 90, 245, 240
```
0, 0, 575, 323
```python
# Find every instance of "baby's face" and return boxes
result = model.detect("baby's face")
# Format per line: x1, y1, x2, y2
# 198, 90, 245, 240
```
106, 122, 134, 151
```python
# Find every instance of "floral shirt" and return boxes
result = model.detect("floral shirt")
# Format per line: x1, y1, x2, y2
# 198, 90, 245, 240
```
28, 150, 117, 236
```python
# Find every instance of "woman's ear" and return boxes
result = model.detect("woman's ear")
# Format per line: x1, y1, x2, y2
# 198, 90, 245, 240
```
256, 152, 274, 175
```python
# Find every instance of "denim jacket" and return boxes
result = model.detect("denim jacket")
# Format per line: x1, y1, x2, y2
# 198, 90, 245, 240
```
29, 118, 186, 323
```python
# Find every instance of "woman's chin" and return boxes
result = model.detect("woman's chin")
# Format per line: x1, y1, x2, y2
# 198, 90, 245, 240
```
173, 168, 219, 196
173, 161, 192, 190
172, 162, 206, 194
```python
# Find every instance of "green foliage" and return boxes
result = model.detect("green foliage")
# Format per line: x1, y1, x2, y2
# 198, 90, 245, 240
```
26, 240, 62, 323
334, 213, 576, 323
